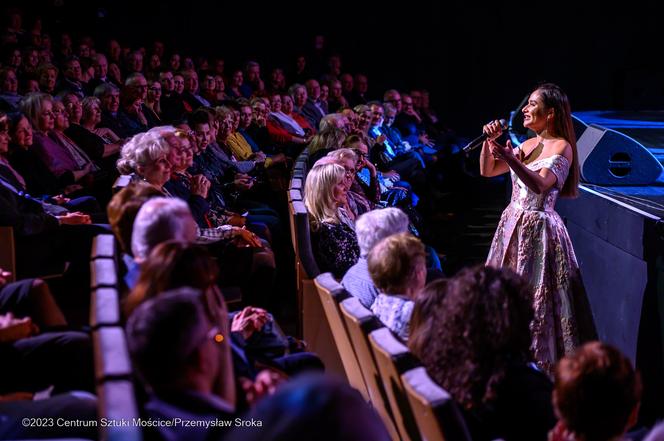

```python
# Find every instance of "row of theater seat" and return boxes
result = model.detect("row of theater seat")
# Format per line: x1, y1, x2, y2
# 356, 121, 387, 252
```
89, 233, 143, 441
313, 272, 472, 441
287, 152, 472, 441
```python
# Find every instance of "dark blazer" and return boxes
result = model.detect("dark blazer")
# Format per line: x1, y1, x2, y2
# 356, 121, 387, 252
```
99, 110, 133, 139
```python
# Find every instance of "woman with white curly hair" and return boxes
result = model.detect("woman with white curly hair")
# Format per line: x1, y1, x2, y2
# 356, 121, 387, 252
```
116, 126, 175, 193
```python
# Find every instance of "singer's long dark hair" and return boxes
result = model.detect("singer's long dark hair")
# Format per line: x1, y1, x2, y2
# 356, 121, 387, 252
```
535, 83, 579, 198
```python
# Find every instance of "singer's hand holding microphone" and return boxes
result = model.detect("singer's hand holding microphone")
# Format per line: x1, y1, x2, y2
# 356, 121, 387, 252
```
482, 119, 505, 141
482, 119, 515, 162
462, 118, 507, 153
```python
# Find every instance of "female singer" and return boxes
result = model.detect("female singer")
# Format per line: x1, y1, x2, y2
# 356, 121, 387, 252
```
481, 83, 594, 375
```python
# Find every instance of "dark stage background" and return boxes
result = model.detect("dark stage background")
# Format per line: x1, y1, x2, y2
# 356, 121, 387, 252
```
8, 0, 664, 134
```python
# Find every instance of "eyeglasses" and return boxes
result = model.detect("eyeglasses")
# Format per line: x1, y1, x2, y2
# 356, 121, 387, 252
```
149, 87, 161, 92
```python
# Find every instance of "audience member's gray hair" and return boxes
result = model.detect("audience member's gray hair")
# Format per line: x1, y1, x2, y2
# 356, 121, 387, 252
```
93, 53, 107, 65
319, 113, 344, 132
288, 83, 305, 97
383, 89, 400, 102
126, 287, 208, 389
131, 197, 195, 260
308, 127, 346, 155
355, 208, 410, 257
125, 72, 147, 87
19, 92, 53, 130
116, 126, 175, 175
383, 102, 397, 115
326, 148, 357, 164
93, 82, 119, 98
353, 104, 370, 115
81, 96, 101, 121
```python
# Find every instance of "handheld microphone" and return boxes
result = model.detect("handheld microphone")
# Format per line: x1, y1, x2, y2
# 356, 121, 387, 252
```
462, 119, 508, 153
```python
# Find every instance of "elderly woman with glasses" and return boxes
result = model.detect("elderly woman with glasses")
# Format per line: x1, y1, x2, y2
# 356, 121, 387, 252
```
324, 148, 373, 217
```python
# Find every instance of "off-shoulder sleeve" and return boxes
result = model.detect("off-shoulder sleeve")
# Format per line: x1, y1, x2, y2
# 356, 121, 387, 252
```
540, 155, 570, 190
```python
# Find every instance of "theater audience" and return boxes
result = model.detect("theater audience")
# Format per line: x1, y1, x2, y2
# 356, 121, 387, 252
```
409, 265, 555, 441
550, 342, 641, 441
2, 12, 623, 441
342, 207, 410, 308
126, 241, 320, 390
367, 232, 426, 341
304, 161, 360, 278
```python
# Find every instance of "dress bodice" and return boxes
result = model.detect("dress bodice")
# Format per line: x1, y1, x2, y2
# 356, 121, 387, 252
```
509, 154, 570, 212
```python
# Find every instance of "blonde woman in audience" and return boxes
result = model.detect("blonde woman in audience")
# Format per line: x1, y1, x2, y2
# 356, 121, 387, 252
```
304, 160, 360, 278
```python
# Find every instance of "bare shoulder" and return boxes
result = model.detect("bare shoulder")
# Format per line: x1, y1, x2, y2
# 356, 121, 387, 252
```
551, 139, 573, 162
518, 137, 539, 156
